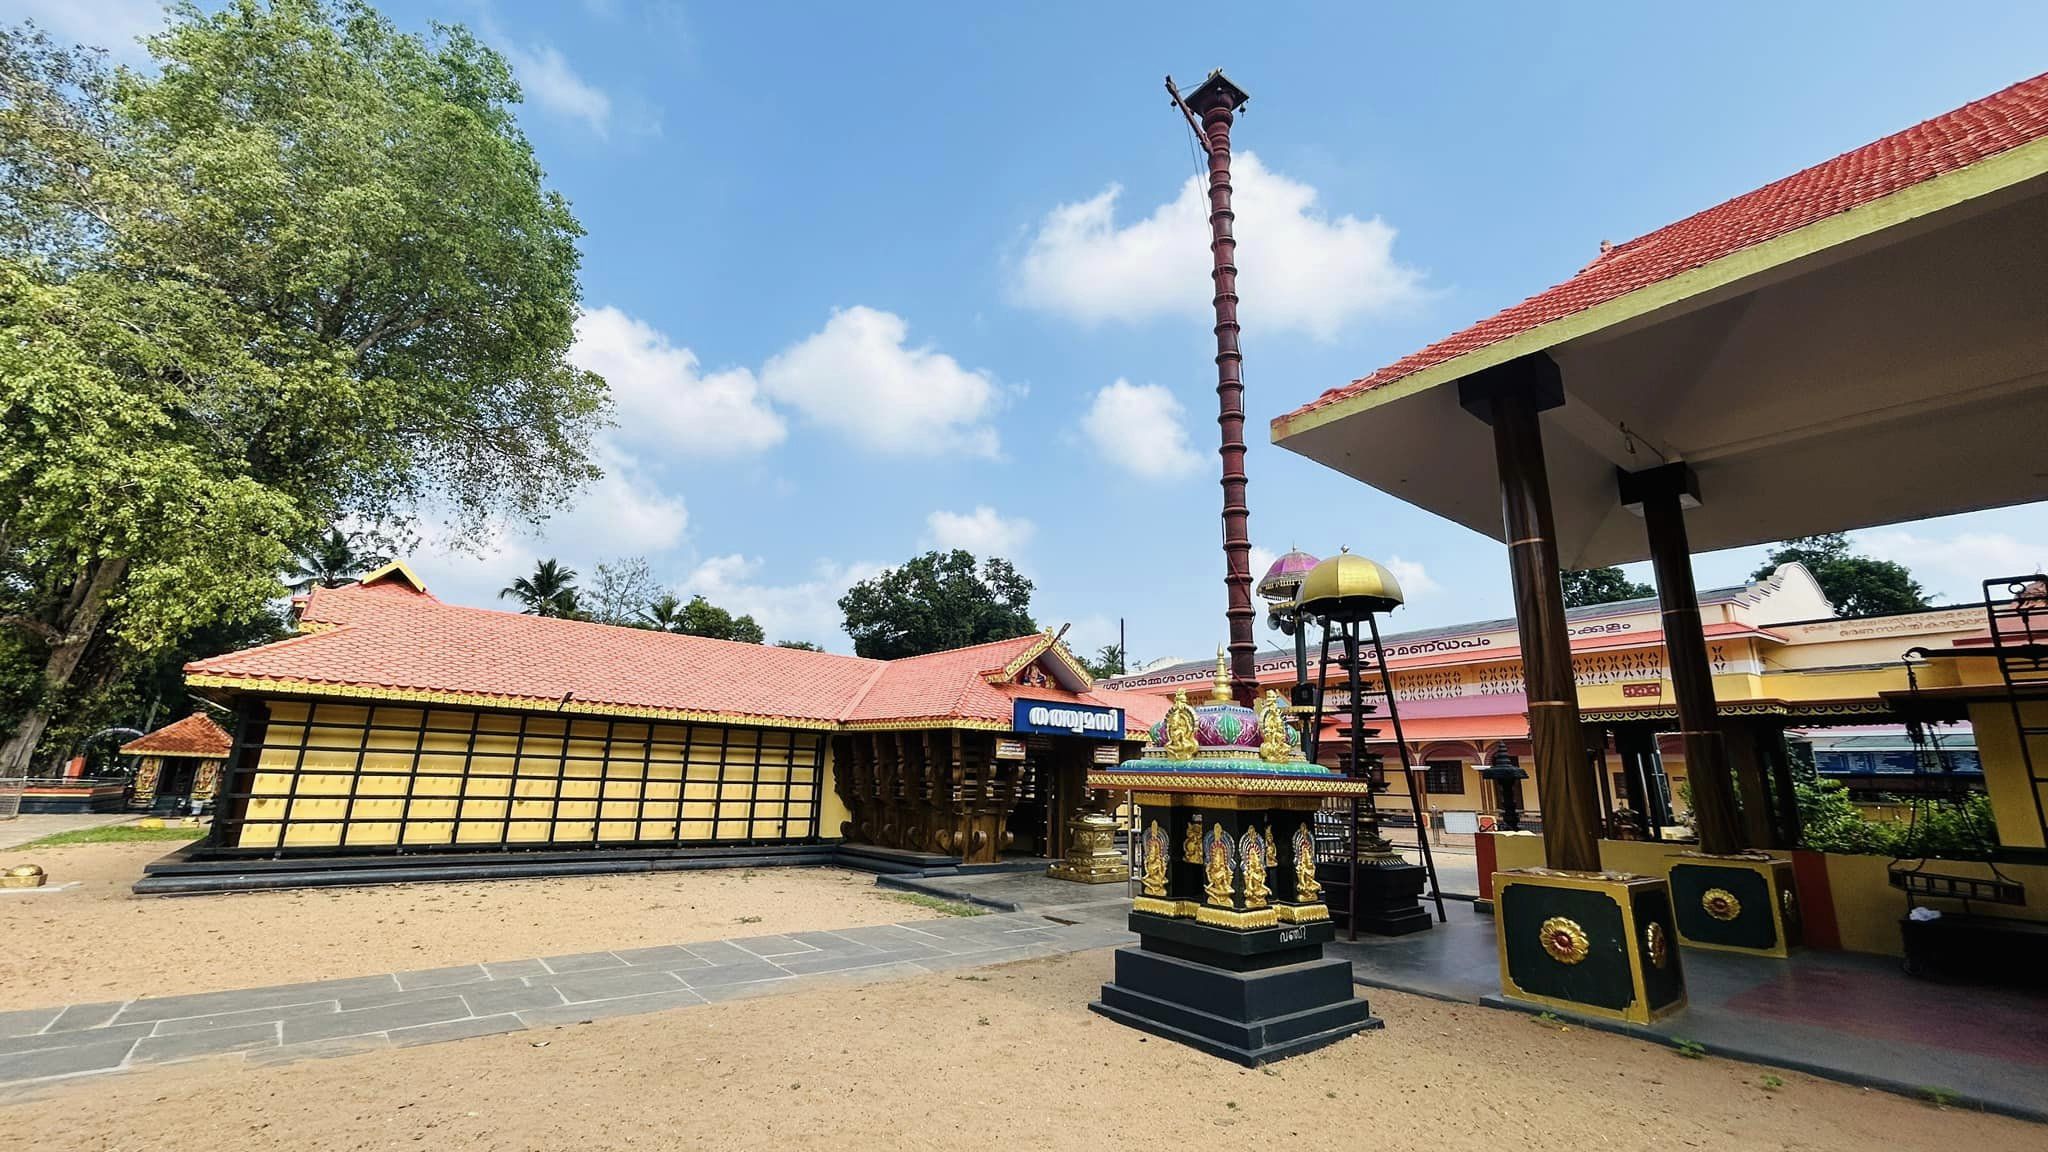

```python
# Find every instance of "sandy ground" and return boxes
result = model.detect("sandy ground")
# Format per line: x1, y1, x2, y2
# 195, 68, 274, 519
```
0, 841, 935, 1010
4, 950, 2037, 1152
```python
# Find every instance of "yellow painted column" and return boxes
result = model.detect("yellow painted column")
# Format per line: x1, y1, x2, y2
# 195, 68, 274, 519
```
1969, 699, 2048, 850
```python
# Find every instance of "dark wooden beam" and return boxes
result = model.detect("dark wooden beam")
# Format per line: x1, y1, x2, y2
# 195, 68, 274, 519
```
1459, 354, 1602, 873
1619, 462, 1742, 855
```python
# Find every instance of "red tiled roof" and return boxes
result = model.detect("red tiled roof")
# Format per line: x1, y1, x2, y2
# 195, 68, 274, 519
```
847, 636, 1168, 732
188, 580, 1166, 734
121, 713, 233, 758
1278, 72, 2048, 428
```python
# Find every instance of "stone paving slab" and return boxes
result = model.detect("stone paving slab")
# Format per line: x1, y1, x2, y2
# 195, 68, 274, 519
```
0, 906, 1132, 1089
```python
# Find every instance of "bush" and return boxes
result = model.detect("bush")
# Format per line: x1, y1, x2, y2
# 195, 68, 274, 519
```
1795, 779, 1997, 858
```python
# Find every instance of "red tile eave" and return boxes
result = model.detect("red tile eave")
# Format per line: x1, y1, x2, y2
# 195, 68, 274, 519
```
1277, 72, 2048, 428
189, 591, 1159, 734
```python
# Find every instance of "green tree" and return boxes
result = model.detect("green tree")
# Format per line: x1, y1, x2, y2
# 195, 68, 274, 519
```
1561, 566, 1655, 608
585, 556, 659, 627
643, 593, 686, 632
500, 559, 580, 618
774, 640, 824, 652
0, 6, 607, 775
665, 595, 764, 644
1752, 534, 1929, 618
287, 528, 392, 592
1082, 643, 1126, 680
838, 550, 1037, 659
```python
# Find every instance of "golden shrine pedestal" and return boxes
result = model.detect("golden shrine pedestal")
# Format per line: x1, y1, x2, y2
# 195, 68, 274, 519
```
1084, 682, 1383, 1066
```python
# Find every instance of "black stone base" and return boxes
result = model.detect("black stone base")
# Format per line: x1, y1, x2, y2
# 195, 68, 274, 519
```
1093, 915, 1380, 1067
1324, 860, 1432, 936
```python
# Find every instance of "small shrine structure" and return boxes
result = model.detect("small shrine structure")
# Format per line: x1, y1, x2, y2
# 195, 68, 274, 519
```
1087, 658, 1381, 1064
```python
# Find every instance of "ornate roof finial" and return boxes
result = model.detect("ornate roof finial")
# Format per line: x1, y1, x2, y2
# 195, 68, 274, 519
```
1210, 646, 1233, 703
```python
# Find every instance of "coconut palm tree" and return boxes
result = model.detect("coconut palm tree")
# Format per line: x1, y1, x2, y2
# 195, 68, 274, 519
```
643, 593, 686, 632
287, 528, 392, 592
499, 559, 581, 618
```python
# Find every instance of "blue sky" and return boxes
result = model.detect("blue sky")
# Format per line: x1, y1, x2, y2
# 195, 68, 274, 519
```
35, 1, 2048, 659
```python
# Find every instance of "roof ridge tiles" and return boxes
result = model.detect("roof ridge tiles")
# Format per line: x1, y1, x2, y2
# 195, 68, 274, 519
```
1280, 71, 2048, 422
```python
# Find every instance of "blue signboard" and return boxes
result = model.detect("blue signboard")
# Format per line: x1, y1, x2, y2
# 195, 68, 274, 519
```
1013, 699, 1124, 738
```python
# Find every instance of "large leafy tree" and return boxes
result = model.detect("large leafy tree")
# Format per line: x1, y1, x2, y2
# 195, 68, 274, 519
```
1561, 566, 1655, 609
0, 4, 608, 775
500, 559, 580, 619
652, 594, 764, 644
838, 550, 1037, 659
1752, 534, 1930, 618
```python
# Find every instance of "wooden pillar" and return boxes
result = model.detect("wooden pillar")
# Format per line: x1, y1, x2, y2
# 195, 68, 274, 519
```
1459, 354, 1601, 873
1619, 462, 1742, 855
1724, 719, 1778, 848
1764, 726, 1804, 848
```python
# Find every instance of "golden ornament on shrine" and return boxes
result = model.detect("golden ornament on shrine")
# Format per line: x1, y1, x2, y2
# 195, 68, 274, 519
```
1539, 916, 1591, 965
1701, 888, 1741, 921
1644, 921, 1670, 969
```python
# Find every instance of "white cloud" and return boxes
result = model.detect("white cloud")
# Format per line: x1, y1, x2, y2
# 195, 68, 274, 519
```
1016, 152, 1422, 340
1084, 379, 1204, 480
17, 1, 164, 60
924, 507, 1035, 558
502, 42, 613, 135
760, 306, 1002, 457
1248, 546, 1279, 583
1853, 528, 2045, 605
571, 306, 784, 456
1386, 555, 1441, 600
678, 554, 884, 651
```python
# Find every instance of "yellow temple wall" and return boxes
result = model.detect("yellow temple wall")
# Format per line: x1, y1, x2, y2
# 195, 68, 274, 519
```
232, 700, 825, 851
817, 742, 850, 841
1969, 697, 2048, 850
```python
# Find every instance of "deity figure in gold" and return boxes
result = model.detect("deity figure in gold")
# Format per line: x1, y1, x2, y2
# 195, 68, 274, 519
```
1292, 823, 1322, 902
1262, 824, 1278, 878
1203, 824, 1236, 908
1164, 690, 1199, 761
1239, 829, 1270, 909
1256, 690, 1292, 762
1183, 817, 1204, 863
1140, 820, 1169, 898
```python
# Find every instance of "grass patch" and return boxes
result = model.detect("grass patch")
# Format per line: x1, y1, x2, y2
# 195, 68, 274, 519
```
22, 823, 207, 847
886, 891, 988, 917
1921, 1086, 1959, 1109
1672, 1038, 1707, 1060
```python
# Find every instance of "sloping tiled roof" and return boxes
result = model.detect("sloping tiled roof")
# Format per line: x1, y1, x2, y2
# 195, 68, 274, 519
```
1278, 72, 2048, 427
187, 579, 1164, 735
847, 636, 1167, 732
121, 713, 233, 758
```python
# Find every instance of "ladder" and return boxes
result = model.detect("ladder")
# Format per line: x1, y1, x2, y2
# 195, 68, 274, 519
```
1983, 575, 2048, 846
1305, 617, 1449, 932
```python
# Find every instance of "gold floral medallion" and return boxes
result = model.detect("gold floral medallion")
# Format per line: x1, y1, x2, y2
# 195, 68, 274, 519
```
1701, 887, 1741, 921
1183, 818, 1204, 863
1539, 916, 1590, 965
1644, 921, 1669, 969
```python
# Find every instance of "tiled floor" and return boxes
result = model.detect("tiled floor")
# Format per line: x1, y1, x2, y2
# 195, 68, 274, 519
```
1325, 905, 2048, 1121
0, 903, 1134, 1090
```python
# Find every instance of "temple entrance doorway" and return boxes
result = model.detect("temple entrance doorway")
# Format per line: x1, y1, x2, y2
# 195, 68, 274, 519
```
1005, 736, 1092, 859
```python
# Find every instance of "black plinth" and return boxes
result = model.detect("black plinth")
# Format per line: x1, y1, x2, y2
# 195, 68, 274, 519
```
1323, 859, 1432, 936
1090, 911, 1381, 1066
